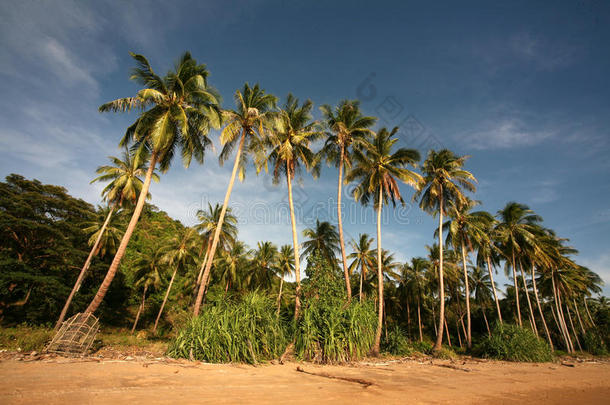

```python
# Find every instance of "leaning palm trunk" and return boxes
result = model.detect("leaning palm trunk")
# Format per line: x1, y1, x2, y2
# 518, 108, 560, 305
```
551, 274, 571, 351
337, 146, 351, 301
573, 298, 586, 336
286, 163, 303, 319
486, 256, 503, 324
56, 203, 116, 329
131, 285, 147, 334
460, 241, 472, 349
153, 266, 178, 333
531, 266, 553, 350
511, 250, 522, 327
554, 280, 574, 353
195, 236, 212, 287
371, 186, 384, 356
276, 277, 284, 314
584, 297, 596, 328
444, 315, 452, 347
433, 190, 445, 351
518, 260, 538, 336
194, 132, 245, 316
565, 303, 582, 351
86, 152, 158, 314
482, 308, 491, 337
417, 295, 423, 342
359, 262, 365, 302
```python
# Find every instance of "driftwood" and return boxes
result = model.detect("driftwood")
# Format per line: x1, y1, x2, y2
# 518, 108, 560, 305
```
434, 363, 472, 372
296, 366, 374, 387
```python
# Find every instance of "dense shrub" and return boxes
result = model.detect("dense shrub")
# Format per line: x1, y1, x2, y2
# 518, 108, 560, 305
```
0, 325, 52, 351
583, 330, 608, 355
411, 340, 434, 354
475, 323, 554, 362
382, 326, 412, 356
167, 293, 287, 364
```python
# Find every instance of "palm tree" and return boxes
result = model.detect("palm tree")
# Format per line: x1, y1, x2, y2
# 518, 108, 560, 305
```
474, 214, 503, 324
194, 83, 276, 316
347, 234, 375, 302
82, 207, 124, 259
249, 241, 278, 290
402, 257, 429, 341
56, 149, 157, 328
469, 265, 494, 337
256, 94, 321, 317
347, 126, 421, 355
320, 100, 376, 302
87, 51, 220, 314
414, 149, 476, 351
275, 245, 295, 313
215, 241, 251, 293
131, 247, 164, 333
194, 203, 238, 292
302, 220, 341, 268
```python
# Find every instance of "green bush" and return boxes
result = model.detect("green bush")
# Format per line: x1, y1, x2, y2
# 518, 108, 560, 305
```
167, 293, 287, 364
475, 323, 554, 362
583, 330, 608, 355
0, 325, 52, 351
411, 340, 433, 354
382, 326, 412, 356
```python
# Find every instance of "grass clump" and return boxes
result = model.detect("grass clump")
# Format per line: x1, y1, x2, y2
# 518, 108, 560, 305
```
382, 326, 412, 356
475, 323, 554, 362
583, 331, 608, 355
167, 292, 286, 364
0, 325, 52, 352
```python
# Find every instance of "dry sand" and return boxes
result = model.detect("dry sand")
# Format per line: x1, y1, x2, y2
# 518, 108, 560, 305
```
0, 357, 608, 404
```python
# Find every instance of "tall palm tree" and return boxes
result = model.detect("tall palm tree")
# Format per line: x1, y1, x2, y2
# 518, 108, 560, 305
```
469, 265, 494, 337
194, 83, 276, 316
87, 51, 220, 314
474, 214, 503, 324
402, 257, 429, 341
82, 207, 124, 259
56, 149, 157, 328
215, 241, 252, 293
275, 245, 295, 313
320, 100, 376, 302
249, 241, 278, 290
413, 149, 476, 351
302, 220, 341, 268
347, 126, 421, 355
347, 233, 375, 302
256, 94, 321, 317
154, 227, 199, 332
131, 247, 164, 333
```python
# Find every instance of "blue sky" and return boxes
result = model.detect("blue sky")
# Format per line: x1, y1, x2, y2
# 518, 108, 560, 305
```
1, 0, 609, 295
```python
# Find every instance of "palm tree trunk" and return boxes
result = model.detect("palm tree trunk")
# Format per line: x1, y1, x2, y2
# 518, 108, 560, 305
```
518, 260, 537, 336
555, 283, 574, 353
433, 189, 445, 352
486, 256, 503, 324
573, 298, 586, 336
195, 236, 212, 287
456, 320, 463, 348
359, 262, 364, 302
511, 250, 522, 327
417, 296, 423, 342
551, 275, 571, 352
444, 315, 452, 347
86, 152, 158, 314
337, 145, 351, 302
460, 241, 471, 349
406, 298, 412, 338
531, 266, 553, 350
371, 185, 384, 356
483, 308, 491, 337
194, 131, 245, 316
285, 163, 303, 319
584, 297, 596, 327
56, 203, 116, 329
153, 266, 178, 333
276, 277, 284, 314
131, 285, 147, 334
566, 303, 582, 351
432, 306, 438, 336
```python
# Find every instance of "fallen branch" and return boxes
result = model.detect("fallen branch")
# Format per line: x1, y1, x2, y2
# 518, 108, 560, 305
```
561, 362, 575, 368
296, 366, 374, 387
434, 363, 472, 372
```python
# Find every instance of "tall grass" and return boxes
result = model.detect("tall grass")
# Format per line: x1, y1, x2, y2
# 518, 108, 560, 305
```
475, 323, 554, 362
167, 293, 287, 364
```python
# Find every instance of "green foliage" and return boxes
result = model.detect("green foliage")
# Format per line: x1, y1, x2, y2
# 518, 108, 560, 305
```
583, 331, 608, 355
0, 325, 52, 351
475, 323, 554, 362
167, 293, 287, 364
381, 326, 412, 356
411, 340, 434, 354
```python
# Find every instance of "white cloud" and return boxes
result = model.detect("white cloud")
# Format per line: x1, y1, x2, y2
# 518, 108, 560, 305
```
582, 253, 610, 296
39, 37, 99, 91
510, 32, 579, 71
462, 118, 554, 150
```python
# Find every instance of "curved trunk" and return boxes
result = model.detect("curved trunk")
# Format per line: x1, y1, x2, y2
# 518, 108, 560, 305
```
511, 250, 522, 327
518, 260, 537, 336
460, 241, 471, 349
417, 296, 423, 342
195, 236, 212, 287
486, 256, 503, 324
286, 163, 302, 319
444, 315, 452, 347
483, 308, 491, 337
371, 185, 384, 356
194, 131, 245, 316
337, 145, 351, 301
566, 303, 582, 351
573, 298, 586, 336
86, 152, 158, 314
56, 203, 116, 329
456, 320, 463, 348
153, 266, 178, 333
552, 276, 572, 353
359, 261, 364, 302
584, 297, 596, 327
277, 277, 284, 314
131, 285, 147, 334
531, 266, 553, 349
433, 189, 445, 351
406, 299, 412, 338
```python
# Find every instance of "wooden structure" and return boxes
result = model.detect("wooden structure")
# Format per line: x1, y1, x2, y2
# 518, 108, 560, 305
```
46, 312, 99, 356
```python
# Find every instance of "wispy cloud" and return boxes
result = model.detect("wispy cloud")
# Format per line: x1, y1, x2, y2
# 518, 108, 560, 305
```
461, 118, 554, 150
509, 32, 579, 71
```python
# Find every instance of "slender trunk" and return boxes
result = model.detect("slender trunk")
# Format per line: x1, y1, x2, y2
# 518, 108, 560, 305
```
56, 204, 116, 329
276, 277, 284, 314
371, 186, 384, 356
86, 152, 158, 314
486, 256, 503, 324
195, 236, 212, 287
153, 266, 178, 333
459, 311, 468, 342
551, 275, 571, 352
573, 298, 586, 336
406, 299, 412, 338
286, 163, 302, 319
483, 308, 491, 337
511, 250, 522, 327
460, 241, 471, 349
131, 285, 147, 334
518, 260, 537, 336
556, 285, 574, 353
444, 316, 452, 347
417, 296, 423, 342
432, 307, 438, 336
531, 266, 553, 349
584, 297, 596, 327
194, 132, 245, 316
565, 303, 582, 351
433, 190, 445, 351
337, 145, 351, 301
359, 261, 364, 302
456, 320, 463, 348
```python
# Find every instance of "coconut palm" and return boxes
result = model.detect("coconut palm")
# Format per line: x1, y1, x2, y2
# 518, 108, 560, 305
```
256, 94, 321, 317
402, 257, 429, 341
474, 214, 503, 324
275, 245, 295, 313
302, 220, 341, 268
153, 227, 199, 333
347, 234, 375, 302
249, 241, 278, 290
346, 126, 421, 355
194, 83, 277, 316
87, 51, 220, 314
131, 247, 164, 333
215, 241, 252, 293
469, 265, 494, 337
55, 149, 157, 328
320, 100, 377, 301
413, 149, 476, 351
